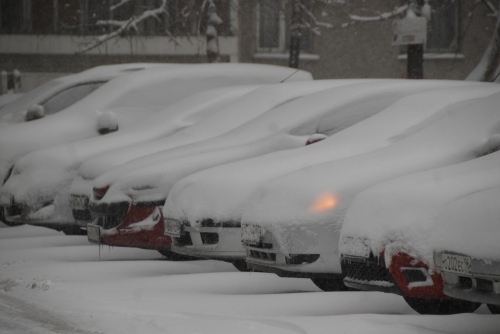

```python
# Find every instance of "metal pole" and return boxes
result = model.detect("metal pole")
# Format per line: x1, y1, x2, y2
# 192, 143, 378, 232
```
407, 44, 423, 79
288, 0, 301, 69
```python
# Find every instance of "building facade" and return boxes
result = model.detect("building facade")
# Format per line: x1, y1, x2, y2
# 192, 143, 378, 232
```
0, 0, 496, 91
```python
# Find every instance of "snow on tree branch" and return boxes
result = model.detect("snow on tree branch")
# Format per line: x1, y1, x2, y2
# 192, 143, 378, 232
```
111, 0, 134, 12
77, 0, 168, 54
345, 4, 408, 25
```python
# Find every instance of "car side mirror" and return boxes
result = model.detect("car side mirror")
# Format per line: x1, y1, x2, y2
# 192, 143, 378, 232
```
25, 104, 45, 121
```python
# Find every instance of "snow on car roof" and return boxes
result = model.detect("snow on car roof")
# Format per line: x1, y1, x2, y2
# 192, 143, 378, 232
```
0, 63, 171, 122
90, 79, 372, 193
98, 79, 480, 206
339, 150, 500, 268
0, 63, 311, 187
164, 81, 498, 226
77, 79, 340, 181
239, 91, 500, 256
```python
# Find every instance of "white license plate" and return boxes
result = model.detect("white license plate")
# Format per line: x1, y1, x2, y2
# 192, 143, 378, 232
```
87, 225, 101, 244
441, 253, 472, 275
164, 219, 182, 237
70, 195, 89, 210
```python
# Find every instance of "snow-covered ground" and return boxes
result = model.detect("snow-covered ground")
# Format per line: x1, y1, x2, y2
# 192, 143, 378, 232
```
1, 223, 498, 334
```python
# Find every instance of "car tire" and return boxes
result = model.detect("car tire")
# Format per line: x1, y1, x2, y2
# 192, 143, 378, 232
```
311, 278, 355, 292
487, 304, 500, 314
157, 249, 199, 261
403, 296, 481, 315
231, 260, 252, 272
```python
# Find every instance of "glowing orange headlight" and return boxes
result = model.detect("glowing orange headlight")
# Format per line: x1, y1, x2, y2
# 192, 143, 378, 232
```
310, 192, 337, 212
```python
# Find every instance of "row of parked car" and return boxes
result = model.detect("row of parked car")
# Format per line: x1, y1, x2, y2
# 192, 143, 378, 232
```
0, 63, 499, 315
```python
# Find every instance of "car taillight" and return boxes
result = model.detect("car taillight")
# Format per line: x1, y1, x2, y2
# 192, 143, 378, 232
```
93, 186, 110, 200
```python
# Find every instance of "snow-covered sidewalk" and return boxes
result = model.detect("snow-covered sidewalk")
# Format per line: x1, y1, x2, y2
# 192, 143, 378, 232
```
0, 223, 498, 334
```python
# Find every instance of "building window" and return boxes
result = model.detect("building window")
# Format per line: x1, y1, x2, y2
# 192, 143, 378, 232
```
426, 0, 459, 53
257, 0, 313, 53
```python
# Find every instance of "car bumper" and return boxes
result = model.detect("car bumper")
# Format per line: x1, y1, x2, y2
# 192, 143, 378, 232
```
88, 202, 171, 250
435, 252, 500, 305
170, 225, 245, 260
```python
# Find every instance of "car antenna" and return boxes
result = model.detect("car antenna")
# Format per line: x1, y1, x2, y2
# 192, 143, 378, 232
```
280, 59, 314, 83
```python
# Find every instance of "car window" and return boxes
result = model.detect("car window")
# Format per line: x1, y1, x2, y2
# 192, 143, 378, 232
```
40, 81, 107, 115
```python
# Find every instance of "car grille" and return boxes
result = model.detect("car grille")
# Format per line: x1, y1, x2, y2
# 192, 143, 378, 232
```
341, 254, 394, 283
175, 232, 193, 246
92, 214, 123, 229
248, 250, 276, 262
72, 209, 92, 222
200, 232, 218, 245
6, 203, 22, 217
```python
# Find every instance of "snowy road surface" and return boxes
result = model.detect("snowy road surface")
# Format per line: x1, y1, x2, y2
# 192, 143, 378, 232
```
1, 223, 499, 334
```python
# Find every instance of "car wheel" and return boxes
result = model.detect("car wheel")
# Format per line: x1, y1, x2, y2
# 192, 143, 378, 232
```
157, 249, 199, 261
487, 304, 500, 314
403, 296, 481, 314
231, 260, 252, 272
311, 278, 355, 292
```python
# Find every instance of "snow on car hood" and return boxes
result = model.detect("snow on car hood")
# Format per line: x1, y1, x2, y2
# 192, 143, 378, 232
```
240, 91, 500, 256
340, 150, 500, 270
164, 81, 498, 227
430, 185, 500, 261
0, 63, 312, 186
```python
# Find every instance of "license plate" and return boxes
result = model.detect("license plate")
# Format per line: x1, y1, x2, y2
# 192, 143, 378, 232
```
87, 224, 101, 244
70, 195, 89, 211
164, 219, 182, 237
441, 253, 472, 275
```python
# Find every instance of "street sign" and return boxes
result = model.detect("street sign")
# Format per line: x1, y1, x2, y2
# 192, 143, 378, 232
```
392, 17, 427, 46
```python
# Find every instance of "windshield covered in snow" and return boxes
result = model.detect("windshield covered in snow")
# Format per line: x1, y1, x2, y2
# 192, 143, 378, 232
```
40, 81, 107, 115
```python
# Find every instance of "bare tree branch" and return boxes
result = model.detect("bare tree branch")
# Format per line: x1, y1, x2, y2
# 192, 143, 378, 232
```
77, 0, 168, 54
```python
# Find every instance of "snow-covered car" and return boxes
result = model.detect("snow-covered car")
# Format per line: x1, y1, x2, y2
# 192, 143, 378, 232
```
240, 89, 500, 291
0, 63, 308, 187
0, 63, 173, 181
69, 78, 323, 231
432, 186, 500, 314
163, 81, 489, 275
84, 80, 370, 259
0, 85, 261, 231
340, 149, 500, 315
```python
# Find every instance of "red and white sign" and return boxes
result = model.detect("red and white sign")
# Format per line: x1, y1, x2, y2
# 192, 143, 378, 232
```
392, 17, 427, 46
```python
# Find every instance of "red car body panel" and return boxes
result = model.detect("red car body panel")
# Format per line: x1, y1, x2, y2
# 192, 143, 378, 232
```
388, 252, 448, 299
99, 203, 171, 250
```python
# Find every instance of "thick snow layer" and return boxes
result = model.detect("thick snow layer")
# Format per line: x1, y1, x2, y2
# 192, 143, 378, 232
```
92, 79, 381, 200
95, 79, 446, 205
1, 224, 498, 334
430, 185, 500, 260
0, 63, 167, 123
0, 85, 259, 221
0, 63, 311, 185
165, 82, 498, 226
69, 79, 350, 201
239, 91, 500, 261
340, 151, 500, 270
